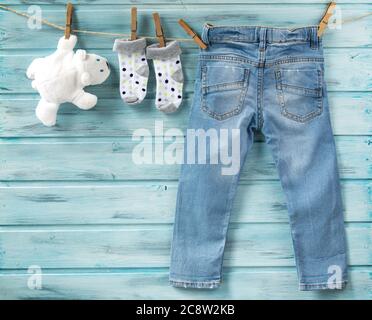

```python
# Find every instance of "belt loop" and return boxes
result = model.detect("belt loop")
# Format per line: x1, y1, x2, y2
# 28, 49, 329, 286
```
259, 27, 267, 49
267, 28, 272, 43
310, 27, 319, 50
201, 23, 211, 46
255, 27, 259, 43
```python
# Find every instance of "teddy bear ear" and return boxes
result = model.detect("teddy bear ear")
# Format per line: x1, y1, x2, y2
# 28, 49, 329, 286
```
76, 49, 87, 60
81, 72, 91, 86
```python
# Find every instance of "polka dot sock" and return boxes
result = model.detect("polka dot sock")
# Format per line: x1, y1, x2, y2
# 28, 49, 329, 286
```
146, 41, 183, 113
113, 38, 149, 105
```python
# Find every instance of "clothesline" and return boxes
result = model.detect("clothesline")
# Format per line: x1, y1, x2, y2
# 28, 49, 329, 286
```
0, 4, 192, 41
0, 4, 371, 41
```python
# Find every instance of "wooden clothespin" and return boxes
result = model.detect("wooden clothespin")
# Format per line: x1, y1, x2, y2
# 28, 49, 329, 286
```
152, 12, 166, 47
131, 7, 137, 41
178, 19, 207, 49
317, 1, 337, 37
64, 2, 73, 39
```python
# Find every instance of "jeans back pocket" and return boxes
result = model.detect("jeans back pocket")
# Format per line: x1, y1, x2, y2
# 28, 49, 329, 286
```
201, 64, 250, 121
275, 68, 323, 123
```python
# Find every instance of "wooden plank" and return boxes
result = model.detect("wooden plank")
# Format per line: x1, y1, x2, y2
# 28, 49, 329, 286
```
0, 1, 370, 302
0, 267, 370, 300
2, 1, 371, 4
0, 5, 370, 49
0, 223, 369, 268
0, 93, 371, 137
0, 180, 370, 225
0, 136, 370, 181
0, 49, 370, 96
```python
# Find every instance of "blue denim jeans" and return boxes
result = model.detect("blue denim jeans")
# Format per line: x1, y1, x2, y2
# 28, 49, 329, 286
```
169, 25, 348, 291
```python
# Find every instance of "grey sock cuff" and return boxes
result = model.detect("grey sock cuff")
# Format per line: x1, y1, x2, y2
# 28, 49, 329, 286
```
113, 38, 147, 53
146, 41, 182, 60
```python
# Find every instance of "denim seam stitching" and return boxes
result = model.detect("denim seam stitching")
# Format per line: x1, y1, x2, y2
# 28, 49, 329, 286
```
281, 84, 322, 97
299, 280, 347, 288
204, 81, 246, 93
200, 56, 323, 67
275, 69, 323, 123
170, 279, 221, 284
217, 165, 242, 284
170, 279, 221, 289
270, 40, 309, 45
201, 68, 250, 121
210, 38, 310, 45
257, 66, 264, 129
266, 57, 324, 67
205, 24, 318, 30
300, 280, 347, 284
200, 54, 257, 66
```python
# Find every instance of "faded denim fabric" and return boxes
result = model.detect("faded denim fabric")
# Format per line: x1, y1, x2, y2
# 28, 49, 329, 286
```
169, 25, 348, 291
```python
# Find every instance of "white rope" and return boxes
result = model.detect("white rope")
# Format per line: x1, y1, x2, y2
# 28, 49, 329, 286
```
0, 4, 371, 41
0, 5, 193, 41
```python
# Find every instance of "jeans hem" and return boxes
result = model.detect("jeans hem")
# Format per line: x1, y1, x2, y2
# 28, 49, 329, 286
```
169, 278, 221, 289
299, 280, 347, 291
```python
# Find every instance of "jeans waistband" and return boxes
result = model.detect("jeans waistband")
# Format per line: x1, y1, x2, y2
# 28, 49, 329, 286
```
201, 24, 319, 46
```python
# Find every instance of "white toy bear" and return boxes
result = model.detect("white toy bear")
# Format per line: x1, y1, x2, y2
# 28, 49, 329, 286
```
26, 35, 110, 126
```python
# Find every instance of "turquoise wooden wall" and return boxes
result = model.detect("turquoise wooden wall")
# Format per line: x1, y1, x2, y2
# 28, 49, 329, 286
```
0, 0, 371, 299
